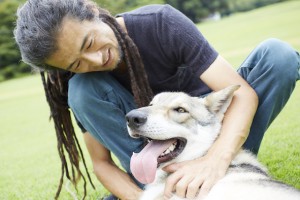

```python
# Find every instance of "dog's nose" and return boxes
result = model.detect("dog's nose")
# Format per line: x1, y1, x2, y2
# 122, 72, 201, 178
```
126, 110, 148, 128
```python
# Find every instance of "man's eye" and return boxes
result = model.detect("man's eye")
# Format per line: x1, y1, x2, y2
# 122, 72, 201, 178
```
87, 39, 93, 49
75, 61, 81, 70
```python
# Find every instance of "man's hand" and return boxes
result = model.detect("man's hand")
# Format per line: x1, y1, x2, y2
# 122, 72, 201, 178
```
162, 153, 231, 199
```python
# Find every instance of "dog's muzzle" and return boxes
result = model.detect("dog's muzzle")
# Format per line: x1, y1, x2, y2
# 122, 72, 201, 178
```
126, 109, 148, 129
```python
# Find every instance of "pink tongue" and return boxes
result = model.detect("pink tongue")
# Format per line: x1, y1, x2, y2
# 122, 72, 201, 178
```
130, 139, 176, 184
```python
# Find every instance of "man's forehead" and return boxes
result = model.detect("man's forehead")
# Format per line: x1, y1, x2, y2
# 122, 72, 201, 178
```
47, 18, 85, 66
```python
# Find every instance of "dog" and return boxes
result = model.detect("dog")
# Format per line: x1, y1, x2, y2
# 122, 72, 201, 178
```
126, 85, 300, 200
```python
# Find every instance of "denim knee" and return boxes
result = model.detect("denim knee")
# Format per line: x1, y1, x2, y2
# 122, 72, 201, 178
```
258, 38, 300, 87
240, 39, 299, 153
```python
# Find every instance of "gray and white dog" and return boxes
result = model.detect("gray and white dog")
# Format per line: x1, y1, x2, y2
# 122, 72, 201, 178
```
126, 85, 300, 200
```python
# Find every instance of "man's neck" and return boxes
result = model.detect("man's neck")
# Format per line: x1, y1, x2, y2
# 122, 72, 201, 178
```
114, 60, 128, 75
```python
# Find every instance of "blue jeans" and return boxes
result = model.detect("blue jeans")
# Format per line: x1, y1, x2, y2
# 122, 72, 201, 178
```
237, 38, 300, 154
102, 194, 119, 200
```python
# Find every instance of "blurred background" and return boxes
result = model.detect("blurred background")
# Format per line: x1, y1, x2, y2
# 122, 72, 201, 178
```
0, 0, 289, 81
0, 0, 299, 199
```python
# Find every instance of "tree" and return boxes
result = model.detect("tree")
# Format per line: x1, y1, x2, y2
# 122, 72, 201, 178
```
165, 0, 284, 22
94, 0, 164, 15
0, 0, 30, 81
166, 0, 229, 22
227, 0, 283, 13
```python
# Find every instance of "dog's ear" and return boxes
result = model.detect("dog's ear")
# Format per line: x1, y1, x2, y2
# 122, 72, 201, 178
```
204, 85, 240, 117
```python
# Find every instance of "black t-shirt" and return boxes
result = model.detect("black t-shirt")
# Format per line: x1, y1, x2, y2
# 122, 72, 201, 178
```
115, 4, 218, 96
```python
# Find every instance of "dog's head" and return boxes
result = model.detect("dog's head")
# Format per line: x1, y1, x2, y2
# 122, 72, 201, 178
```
126, 85, 240, 184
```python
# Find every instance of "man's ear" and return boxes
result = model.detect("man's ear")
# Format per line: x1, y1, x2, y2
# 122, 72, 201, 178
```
204, 85, 240, 117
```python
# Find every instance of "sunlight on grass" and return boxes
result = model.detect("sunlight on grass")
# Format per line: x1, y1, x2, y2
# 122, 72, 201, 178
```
198, 1, 300, 67
0, 75, 104, 199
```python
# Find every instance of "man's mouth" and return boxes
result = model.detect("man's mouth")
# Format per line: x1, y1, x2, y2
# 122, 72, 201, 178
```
103, 48, 111, 66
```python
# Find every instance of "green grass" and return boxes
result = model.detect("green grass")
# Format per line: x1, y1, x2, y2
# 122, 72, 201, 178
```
0, 1, 299, 199
0, 75, 105, 199
198, 0, 300, 67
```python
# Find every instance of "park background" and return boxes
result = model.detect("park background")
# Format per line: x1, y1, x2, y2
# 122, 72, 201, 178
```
0, 0, 299, 199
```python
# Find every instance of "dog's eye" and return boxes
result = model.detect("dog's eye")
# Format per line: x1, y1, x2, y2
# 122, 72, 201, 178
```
174, 107, 187, 113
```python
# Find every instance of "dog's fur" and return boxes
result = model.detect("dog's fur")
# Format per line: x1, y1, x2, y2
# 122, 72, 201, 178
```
126, 85, 300, 200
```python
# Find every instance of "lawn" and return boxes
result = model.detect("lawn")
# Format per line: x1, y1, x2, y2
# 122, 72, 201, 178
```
0, 1, 299, 199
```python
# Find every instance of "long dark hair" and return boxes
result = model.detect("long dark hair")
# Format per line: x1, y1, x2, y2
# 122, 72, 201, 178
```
15, 0, 153, 199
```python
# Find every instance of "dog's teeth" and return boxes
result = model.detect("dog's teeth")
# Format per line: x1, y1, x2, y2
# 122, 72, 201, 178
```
169, 144, 175, 151
160, 152, 166, 157
161, 143, 177, 157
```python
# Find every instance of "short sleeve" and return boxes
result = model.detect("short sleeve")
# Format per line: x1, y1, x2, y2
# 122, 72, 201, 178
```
158, 5, 218, 76
74, 114, 87, 133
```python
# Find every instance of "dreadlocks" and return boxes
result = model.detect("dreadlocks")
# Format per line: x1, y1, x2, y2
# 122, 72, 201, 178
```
40, 70, 95, 199
15, 0, 153, 199
99, 13, 154, 107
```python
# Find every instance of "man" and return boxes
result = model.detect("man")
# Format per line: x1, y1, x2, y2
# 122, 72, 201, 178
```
14, 0, 300, 199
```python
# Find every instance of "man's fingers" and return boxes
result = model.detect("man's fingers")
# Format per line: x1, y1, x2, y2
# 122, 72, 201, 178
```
186, 177, 204, 199
196, 181, 214, 200
174, 175, 195, 198
163, 192, 173, 200
162, 162, 184, 173
164, 172, 182, 199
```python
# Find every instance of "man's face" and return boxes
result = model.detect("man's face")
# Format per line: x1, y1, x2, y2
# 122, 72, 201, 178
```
46, 16, 122, 73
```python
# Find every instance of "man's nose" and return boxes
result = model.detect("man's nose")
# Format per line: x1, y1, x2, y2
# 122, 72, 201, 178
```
82, 51, 103, 66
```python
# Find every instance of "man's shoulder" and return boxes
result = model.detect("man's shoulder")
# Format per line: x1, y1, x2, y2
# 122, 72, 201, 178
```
117, 4, 179, 20
118, 4, 169, 15
118, 4, 189, 45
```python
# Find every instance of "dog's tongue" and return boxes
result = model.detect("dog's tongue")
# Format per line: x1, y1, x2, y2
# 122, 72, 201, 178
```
130, 139, 176, 184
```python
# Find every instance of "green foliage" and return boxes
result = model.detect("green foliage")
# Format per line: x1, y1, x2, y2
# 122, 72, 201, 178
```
165, 0, 286, 22
0, 0, 31, 81
94, 0, 127, 15
164, 0, 230, 22
227, 0, 283, 13
93, 0, 164, 15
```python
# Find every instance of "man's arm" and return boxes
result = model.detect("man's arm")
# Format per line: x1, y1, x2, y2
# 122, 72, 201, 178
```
83, 132, 142, 200
163, 55, 258, 199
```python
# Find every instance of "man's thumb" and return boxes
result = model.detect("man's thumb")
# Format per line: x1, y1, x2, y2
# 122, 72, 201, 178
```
162, 162, 182, 172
